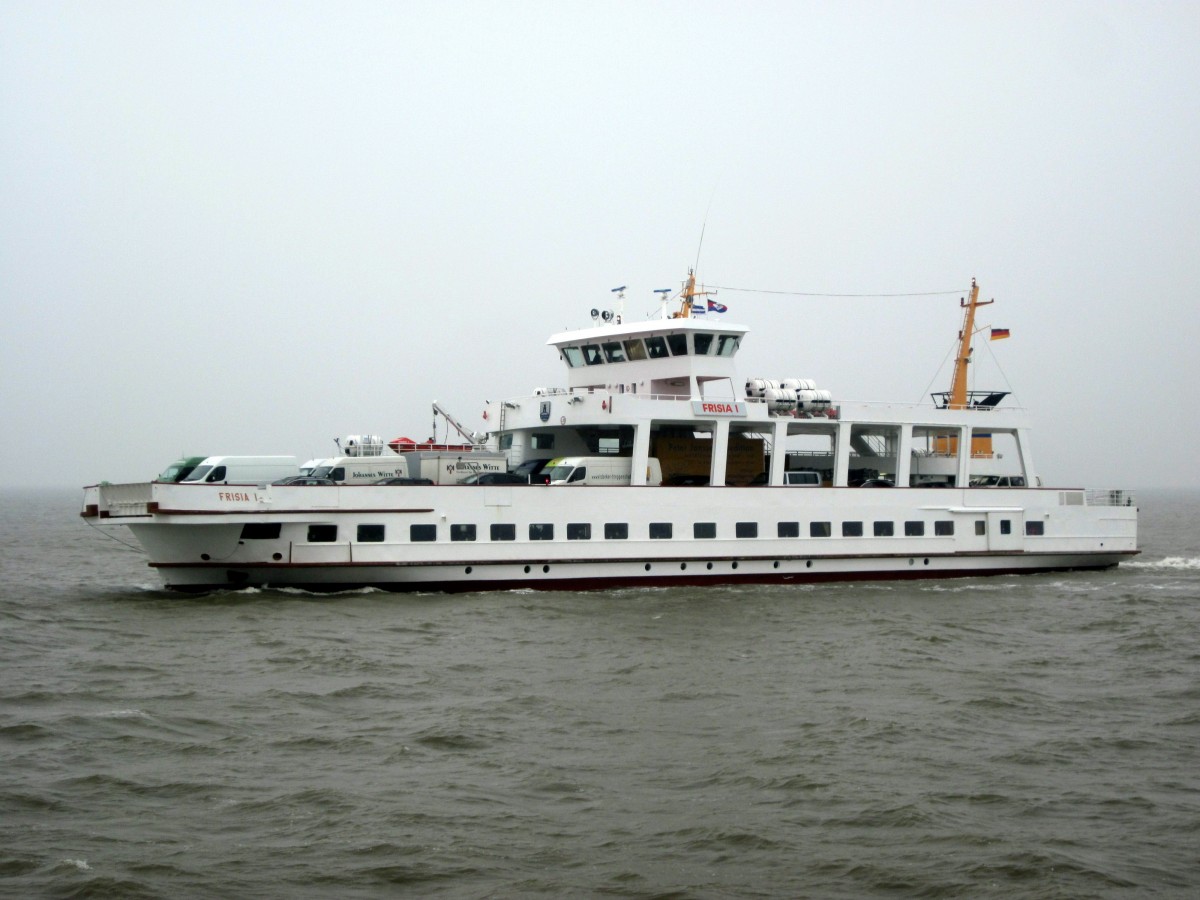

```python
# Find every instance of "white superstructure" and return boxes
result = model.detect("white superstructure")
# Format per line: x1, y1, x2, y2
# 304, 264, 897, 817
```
82, 272, 1138, 593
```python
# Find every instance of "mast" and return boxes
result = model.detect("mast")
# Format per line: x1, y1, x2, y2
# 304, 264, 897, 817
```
936, 279, 997, 462
948, 279, 992, 409
672, 268, 714, 319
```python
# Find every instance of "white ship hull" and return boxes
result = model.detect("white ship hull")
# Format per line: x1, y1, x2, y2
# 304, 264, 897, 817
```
86, 482, 1137, 593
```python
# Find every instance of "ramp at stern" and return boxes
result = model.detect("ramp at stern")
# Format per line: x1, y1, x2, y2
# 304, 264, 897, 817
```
83, 482, 156, 518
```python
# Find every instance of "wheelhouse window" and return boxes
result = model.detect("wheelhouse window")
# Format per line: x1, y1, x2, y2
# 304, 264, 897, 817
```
604, 523, 628, 540
490, 523, 516, 541
562, 346, 583, 367
778, 521, 799, 538
666, 334, 688, 356
874, 521, 894, 537
410, 524, 437, 542
736, 522, 758, 539
623, 339, 647, 361
650, 522, 673, 539
935, 521, 954, 536
905, 521, 925, 536
810, 522, 832, 538
241, 523, 281, 540
357, 524, 384, 542
308, 524, 337, 542
693, 333, 714, 355
530, 523, 554, 541
694, 522, 716, 539
602, 342, 626, 363
582, 344, 604, 365
1025, 521, 1045, 536
567, 523, 591, 540
644, 336, 670, 358
717, 334, 740, 357
842, 521, 863, 537
451, 524, 476, 542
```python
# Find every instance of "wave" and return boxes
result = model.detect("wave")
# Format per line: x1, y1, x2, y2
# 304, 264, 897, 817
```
1126, 556, 1200, 570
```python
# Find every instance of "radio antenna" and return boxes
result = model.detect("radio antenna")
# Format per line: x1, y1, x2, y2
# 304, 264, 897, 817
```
694, 182, 718, 272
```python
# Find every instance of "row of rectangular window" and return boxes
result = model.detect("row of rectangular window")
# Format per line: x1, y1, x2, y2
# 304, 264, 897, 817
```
561, 332, 741, 369
246, 517, 1032, 543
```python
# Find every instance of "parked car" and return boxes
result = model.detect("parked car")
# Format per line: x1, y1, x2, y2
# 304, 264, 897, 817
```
271, 476, 337, 486
373, 477, 435, 486
460, 472, 529, 485
858, 478, 895, 488
511, 458, 553, 484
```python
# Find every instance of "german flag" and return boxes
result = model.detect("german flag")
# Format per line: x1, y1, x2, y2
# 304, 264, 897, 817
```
990, 328, 1011, 340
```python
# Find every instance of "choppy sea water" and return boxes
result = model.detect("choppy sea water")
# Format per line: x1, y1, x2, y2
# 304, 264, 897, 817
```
1, 488, 1198, 899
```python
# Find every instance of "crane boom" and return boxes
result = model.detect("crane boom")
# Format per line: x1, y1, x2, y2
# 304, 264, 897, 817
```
432, 401, 487, 445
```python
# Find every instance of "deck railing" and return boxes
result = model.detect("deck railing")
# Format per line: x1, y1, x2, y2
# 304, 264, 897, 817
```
1085, 489, 1136, 507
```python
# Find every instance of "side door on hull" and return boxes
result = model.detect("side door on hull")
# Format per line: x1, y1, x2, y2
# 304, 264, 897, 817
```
986, 510, 1024, 552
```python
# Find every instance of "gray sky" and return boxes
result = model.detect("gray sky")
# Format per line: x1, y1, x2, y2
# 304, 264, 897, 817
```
3, 1, 1197, 490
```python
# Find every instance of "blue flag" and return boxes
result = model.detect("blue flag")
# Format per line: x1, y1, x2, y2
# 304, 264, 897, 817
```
707, 299, 728, 314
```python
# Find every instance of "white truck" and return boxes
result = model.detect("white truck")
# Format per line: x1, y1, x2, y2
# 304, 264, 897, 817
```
311, 451, 509, 485
543, 456, 663, 486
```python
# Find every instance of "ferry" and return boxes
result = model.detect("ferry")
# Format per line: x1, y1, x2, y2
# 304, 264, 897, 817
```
82, 273, 1138, 592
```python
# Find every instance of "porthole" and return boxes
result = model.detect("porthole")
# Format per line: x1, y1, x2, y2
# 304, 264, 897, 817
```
645, 563, 652, 571
272, 553, 282, 561
465, 566, 473, 574
731, 561, 739, 570
680, 562, 687, 571
201, 553, 210, 561
923, 558, 930, 566
773, 561, 780, 569
523, 565, 531, 574
908, 558, 915, 566
805, 560, 812, 569
542, 565, 550, 573
706, 562, 713, 570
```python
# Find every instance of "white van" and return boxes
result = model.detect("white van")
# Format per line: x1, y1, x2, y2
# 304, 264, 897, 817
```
544, 456, 663, 486
181, 456, 299, 484
310, 456, 410, 485
783, 470, 821, 487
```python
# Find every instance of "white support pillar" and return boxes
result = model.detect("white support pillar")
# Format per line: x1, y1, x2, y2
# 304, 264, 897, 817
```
630, 422, 652, 485
710, 420, 730, 486
956, 426, 972, 487
1015, 427, 1038, 486
770, 419, 789, 485
896, 424, 913, 487
833, 421, 852, 487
